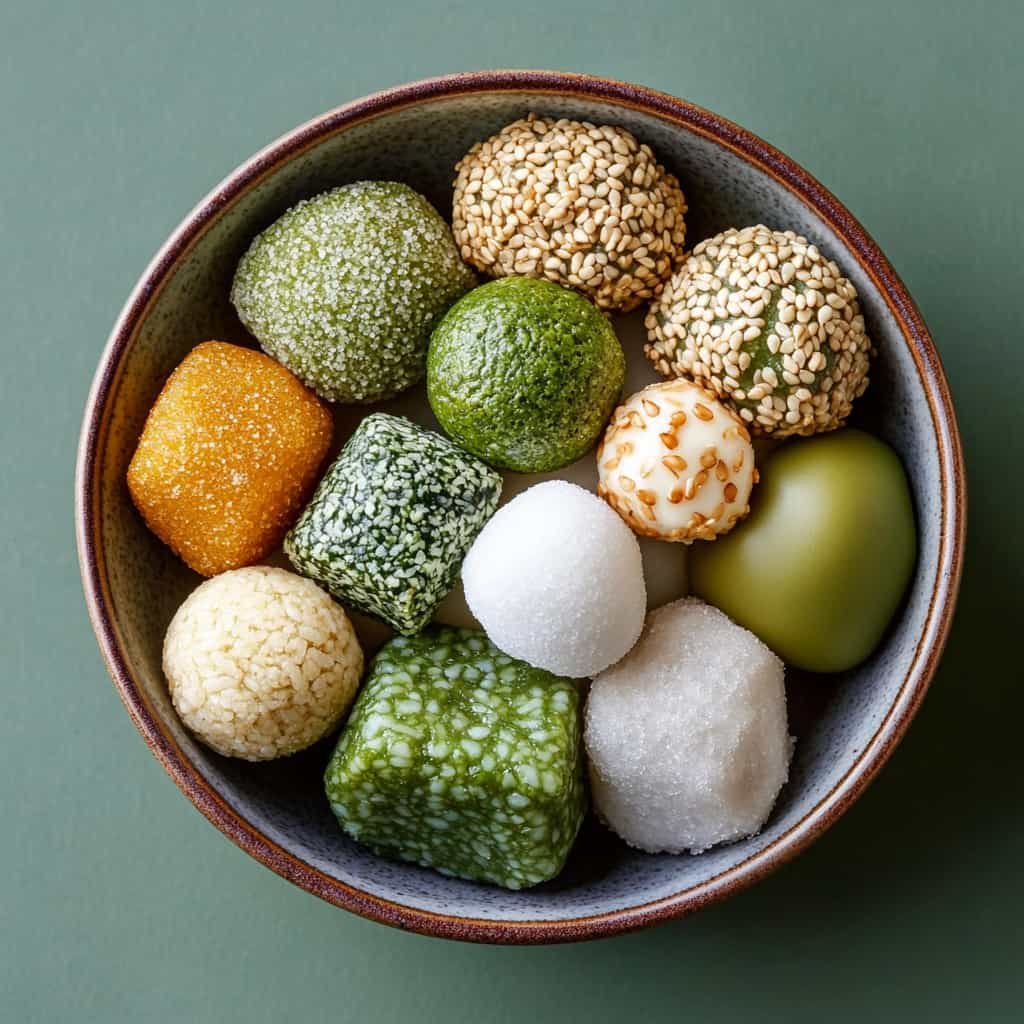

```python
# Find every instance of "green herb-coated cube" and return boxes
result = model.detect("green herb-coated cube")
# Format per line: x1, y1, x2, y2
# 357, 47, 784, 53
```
285, 415, 501, 634
324, 627, 586, 889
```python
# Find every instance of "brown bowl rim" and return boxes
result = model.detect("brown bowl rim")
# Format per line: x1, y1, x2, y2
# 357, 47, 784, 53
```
75, 69, 966, 944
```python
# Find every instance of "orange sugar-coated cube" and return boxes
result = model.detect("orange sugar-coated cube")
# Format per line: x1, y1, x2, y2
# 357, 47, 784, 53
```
127, 341, 333, 576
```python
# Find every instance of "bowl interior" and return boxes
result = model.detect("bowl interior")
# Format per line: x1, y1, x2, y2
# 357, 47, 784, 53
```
85, 86, 946, 930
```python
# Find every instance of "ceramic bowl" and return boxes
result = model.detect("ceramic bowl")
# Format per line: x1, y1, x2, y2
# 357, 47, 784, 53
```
75, 71, 965, 943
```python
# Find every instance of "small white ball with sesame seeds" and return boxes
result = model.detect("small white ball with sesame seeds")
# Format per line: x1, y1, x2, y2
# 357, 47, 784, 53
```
163, 566, 364, 761
452, 114, 688, 313
462, 480, 646, 677
597, 379, 756, 542
645, 224, 872, 436
585, 597, 792, 854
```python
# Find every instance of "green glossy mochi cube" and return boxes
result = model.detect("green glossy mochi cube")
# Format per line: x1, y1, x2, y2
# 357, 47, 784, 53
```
324, 627, 586, 889
285, 414, 501, 634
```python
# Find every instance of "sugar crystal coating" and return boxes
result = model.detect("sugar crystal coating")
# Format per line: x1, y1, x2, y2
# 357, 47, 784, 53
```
232, 182, 475, 403
597, 379, 757, 542
453, 114, 688, 312
324, 627, 585, 889
285, 414, 502, 634
127, 341, 332, 576
462, 481, 646, 677
164, 567, 364, 761
585, 598, 792, 853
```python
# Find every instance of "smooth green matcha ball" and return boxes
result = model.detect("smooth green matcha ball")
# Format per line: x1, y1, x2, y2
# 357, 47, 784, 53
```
231, 181, 475, 404
427, 278, 625, 472
689, 429, 917, 673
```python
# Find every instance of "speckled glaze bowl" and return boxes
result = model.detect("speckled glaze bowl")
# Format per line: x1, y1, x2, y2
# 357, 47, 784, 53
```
75, 71, 964, 943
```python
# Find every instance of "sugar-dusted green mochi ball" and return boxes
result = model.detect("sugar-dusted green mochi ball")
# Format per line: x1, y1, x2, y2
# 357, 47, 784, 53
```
231, 181, 475, 403
284, 414, 501, 635
324, 627, 586, 889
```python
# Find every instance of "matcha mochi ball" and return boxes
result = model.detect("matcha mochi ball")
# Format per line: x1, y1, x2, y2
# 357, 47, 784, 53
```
427, 277, 625, 472
232, 182, 475, 403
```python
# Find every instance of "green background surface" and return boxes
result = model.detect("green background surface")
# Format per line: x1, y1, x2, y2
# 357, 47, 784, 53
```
2, 1, 1020, 1020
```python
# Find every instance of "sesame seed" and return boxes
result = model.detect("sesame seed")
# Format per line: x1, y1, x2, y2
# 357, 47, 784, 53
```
453, 116, 688, 312
645, 224, 873, 436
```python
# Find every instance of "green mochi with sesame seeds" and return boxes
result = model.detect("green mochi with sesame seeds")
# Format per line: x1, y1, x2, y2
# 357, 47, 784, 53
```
644, 224, 873, 437
231, 181, 476, 404
324, 627, 586, 890
284, 414, 502, 635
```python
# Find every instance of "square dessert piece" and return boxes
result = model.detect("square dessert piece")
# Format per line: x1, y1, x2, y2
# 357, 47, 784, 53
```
324, 628, 585, 889
285, 414, 501, 634
127, 341, 332, 576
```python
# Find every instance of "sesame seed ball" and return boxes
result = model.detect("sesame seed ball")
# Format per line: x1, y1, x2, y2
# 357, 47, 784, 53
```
452, 114, 687, 313
645, 225, 873, 436
163, 567, 364, 761
231, 182, 475, 404
597, 379, 757, 542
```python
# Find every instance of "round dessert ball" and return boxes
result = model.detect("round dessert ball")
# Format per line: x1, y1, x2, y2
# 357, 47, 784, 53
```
163, 567, 364, 760
585, 598, 791, 854
597, 379, 757, 542
462, 480, 645, 677
645, 225, 872, 436
452, 114, 688, 312
427, 277, 625, 472
231, 181, 475, 404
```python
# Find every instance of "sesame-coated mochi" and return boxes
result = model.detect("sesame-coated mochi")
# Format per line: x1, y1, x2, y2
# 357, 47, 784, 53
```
285, 414, 502, 635
645, 225, 872, 437
597, 379, 756, 543
231, 182, 475, 403
453, 115, 687, 312
324, 627, 586, 889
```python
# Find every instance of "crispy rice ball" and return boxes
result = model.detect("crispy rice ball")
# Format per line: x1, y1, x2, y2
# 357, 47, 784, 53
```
645, 225, 872, 436
452, 114, 687, 312
127, 341, 332, 577
163, 567, 364, 760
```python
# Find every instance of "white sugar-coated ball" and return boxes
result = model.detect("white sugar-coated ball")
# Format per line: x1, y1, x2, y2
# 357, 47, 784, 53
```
597, 379, 756, 542
585, 597, 791, 853
163, 567, 364, 760
462, 480, 646, 677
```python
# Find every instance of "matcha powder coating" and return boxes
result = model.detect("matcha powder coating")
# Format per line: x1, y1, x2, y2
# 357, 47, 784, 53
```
427, 277, 626, 472
231, 182, 475, 403
325, 628, 586, 889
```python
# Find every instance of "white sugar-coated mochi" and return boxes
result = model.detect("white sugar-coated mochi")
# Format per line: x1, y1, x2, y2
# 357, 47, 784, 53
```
462, 480, 646, 677
585, 597, 791, 853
